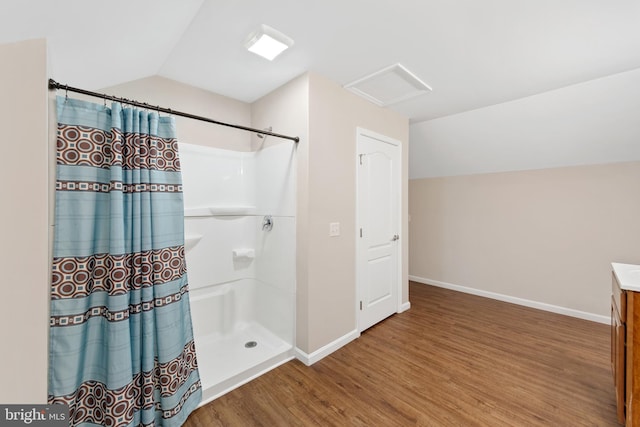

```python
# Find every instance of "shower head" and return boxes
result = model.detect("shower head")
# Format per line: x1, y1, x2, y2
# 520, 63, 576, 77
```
257, 126, 272, 139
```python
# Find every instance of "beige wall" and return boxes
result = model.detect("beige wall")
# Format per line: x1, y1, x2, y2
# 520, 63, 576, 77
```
251, 72, 409, 355
409, 161, 640, 318
250, 74, 308, 152
0, 39, 49, 403
101, 76, 252, 151
304, 73, 409, 352
409, 69, 640, 321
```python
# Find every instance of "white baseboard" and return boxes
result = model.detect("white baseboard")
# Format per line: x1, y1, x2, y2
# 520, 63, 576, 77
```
409, 275, 609, 325
295, 329, 360, 366
398, 301, 411, 313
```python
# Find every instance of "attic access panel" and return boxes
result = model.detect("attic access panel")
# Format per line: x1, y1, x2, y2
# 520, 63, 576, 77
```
344, 63, 432, 107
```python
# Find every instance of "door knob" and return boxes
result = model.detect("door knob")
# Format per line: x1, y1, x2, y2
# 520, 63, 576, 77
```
391, 234, 399, 241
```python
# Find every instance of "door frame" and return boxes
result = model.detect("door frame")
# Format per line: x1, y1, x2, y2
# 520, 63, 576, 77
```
355, 127, 403, 333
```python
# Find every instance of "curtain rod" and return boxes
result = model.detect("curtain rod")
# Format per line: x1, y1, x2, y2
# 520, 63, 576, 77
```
48, 79, 299, 143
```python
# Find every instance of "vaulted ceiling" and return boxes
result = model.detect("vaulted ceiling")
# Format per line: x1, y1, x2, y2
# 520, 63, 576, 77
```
2, 0, 640, 123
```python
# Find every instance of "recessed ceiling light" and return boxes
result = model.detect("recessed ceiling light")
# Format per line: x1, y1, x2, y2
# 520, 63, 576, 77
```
244, 24, 294, 61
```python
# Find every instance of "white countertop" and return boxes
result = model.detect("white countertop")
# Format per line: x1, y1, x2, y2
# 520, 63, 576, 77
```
612, 262, 640, 292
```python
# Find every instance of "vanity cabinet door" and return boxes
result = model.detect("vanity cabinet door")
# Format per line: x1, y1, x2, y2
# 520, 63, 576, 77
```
612, 297, 625, 424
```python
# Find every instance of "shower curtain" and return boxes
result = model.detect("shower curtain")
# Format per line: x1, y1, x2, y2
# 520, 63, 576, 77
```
49, 96, 201, 427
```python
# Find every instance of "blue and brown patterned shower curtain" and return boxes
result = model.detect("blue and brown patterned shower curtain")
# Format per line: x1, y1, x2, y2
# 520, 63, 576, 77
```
49, 96, 201, 427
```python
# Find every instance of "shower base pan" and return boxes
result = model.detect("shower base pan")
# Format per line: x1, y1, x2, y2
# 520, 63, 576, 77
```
196, 321, 293, 406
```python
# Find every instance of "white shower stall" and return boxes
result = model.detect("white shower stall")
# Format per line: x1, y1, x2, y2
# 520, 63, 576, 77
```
179, 141, 296, 404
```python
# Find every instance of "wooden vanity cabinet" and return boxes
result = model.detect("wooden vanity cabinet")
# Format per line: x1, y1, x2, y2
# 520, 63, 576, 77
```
612, 272, 640, 425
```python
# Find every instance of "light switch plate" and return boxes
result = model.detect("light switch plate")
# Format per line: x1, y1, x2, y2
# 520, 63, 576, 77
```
329, 222, 340, 237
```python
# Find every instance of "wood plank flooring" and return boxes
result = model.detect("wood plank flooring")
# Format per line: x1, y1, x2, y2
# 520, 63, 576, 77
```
184, 282, 618, 426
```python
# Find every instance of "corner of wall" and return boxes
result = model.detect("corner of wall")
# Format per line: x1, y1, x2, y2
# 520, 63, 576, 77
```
294, 329, 359, 366
250, 73, 312, 353
0, 38, 50, 403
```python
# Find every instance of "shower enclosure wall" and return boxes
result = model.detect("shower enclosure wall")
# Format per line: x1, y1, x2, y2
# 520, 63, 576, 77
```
179, 141, 296, 404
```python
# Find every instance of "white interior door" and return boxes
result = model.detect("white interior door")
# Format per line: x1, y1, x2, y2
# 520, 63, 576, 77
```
356, 128, 401, 332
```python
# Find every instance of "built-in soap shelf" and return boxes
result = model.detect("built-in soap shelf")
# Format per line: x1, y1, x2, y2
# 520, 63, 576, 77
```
185, 235, 203, 252
184, 206, 256, 217
232, 248, 255, 261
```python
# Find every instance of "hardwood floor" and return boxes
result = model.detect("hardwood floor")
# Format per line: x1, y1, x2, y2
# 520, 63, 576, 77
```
184, 282, 618, 426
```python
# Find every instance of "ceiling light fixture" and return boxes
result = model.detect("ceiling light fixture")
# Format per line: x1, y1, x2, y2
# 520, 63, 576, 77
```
244, 24, 294, 61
